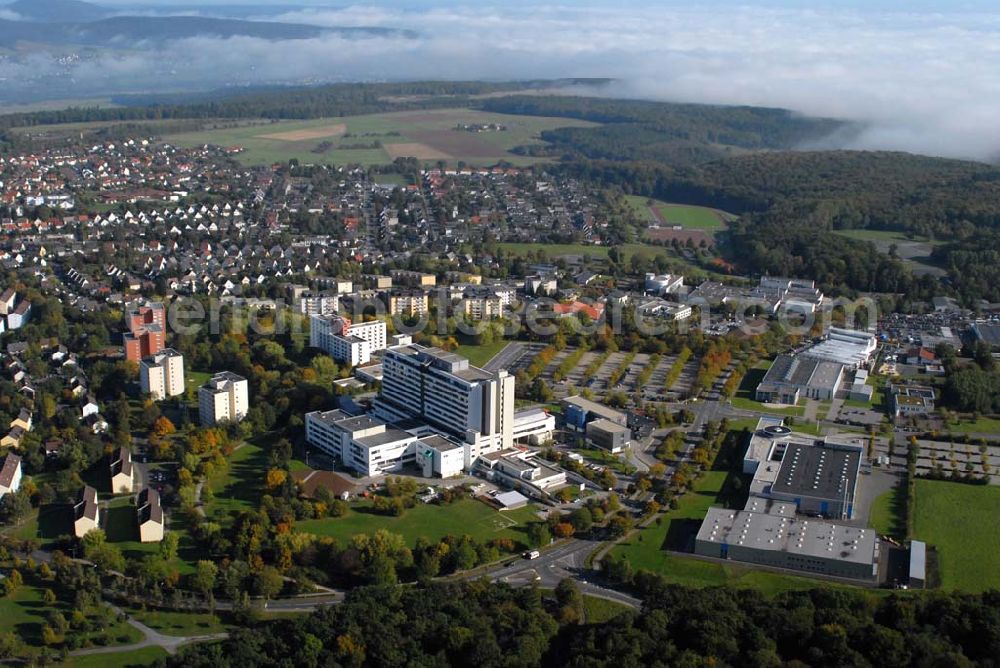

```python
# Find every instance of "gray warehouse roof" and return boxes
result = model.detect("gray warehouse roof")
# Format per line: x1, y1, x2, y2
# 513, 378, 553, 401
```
697, 506, 878, 567
771, 441, 861, 501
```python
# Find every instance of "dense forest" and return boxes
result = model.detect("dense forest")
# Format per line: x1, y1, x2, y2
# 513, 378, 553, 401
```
556, 152, 1000, 302
0, 81, 594, 132
481, 95, 848, 164
166, 580, 1000, 667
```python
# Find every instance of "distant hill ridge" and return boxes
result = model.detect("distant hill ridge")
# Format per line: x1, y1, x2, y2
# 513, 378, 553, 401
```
1, 0, 411, 42
5, 0, 110, 22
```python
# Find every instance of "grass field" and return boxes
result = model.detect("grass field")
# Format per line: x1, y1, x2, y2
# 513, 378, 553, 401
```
128, 608, 228, 636
912, 479, 1000, 592
455, 340, 508, 367
205, 441, 268, 519
625, 195, 732, 231
103, 498, 198, 575
869, 483, 906, 541
295, 498, 541, 548
834, 229, 945, 277
64, 647, 169, 668
943, 416, 1000, 434
0, 579, 142, 650
582, 595, 632, 623
166, 108, 599, 167
185, 370, 213, 394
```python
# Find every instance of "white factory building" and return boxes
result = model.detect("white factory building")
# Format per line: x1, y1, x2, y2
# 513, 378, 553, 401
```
695, 497, 879, 582
139, 348, 185, 401
804, 327, 878, 369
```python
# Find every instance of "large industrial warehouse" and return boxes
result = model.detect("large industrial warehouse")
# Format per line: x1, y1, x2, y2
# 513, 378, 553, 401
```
695, 497, 880, 582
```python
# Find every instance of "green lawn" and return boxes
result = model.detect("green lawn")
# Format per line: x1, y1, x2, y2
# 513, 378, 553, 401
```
455, 340, 509, 367
128, 608, 227, 636
730, 395, 806, 417
0, 579, 142, 650
204, 441, 268, 520
295, 498, 542, 548
912, 479, 1000, 592
611, 470, 730, 572
166, 108, 598, 167
102, 498, 197, 576
582, 595, 632, 623
869, 484, 906, 541
8, 504, 67, 548
943, 416, 1000, 434
64, 646, 169, 668
185, 370, 213, 393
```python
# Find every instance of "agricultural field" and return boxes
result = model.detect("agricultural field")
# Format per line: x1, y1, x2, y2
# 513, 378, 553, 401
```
912, 479, 1000, 592
295, 498, 542, 548
165, 108, 599, 167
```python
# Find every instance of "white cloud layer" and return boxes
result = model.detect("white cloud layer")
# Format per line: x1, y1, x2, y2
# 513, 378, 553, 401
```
4, 2, 1000, 161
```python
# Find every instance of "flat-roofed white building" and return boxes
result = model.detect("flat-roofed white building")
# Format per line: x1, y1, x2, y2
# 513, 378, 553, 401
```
477, 449, 567, 497
755, 354, 845, 404
198, 371, 249, 426
586, 418, 631, 453
310, 315, 387, 366
139, 348, 185, 401
415, 434, 466, 478
297, 292, 339, 317
305, 409, 419, 476
512, 408, 556, 445
804, 328, 878, 369
695, 497, 879, 582
742, 418, 865, 519
644, 273, 684, 295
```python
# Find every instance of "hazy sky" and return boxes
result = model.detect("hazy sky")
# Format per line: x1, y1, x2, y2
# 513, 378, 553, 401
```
4, 1, 999, 161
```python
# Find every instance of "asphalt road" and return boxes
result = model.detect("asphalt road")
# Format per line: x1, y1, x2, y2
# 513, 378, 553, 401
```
487, 539, 642, 609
